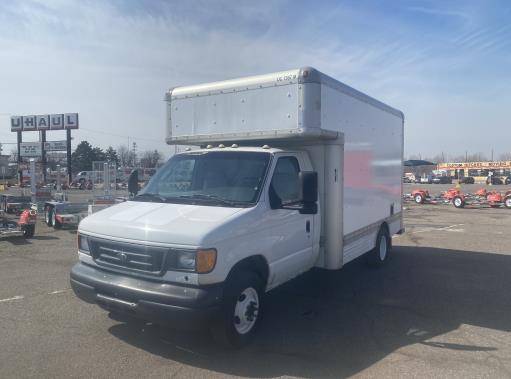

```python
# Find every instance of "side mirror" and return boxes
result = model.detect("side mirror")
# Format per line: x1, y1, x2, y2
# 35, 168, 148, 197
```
128, 169, 139, 198
299, 171, 318, 203
298, 171, 318, 214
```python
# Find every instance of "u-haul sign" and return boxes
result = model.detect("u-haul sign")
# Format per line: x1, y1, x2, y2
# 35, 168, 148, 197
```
11, 113, 79, 132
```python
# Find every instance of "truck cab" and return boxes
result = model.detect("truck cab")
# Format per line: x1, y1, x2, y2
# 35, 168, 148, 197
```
72, 145, 321, 346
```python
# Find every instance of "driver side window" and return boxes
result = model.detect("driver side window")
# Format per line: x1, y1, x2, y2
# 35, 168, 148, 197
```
270, 157, 300, 203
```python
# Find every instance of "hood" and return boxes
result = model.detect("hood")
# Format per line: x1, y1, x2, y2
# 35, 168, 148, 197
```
79, 200, 245, 246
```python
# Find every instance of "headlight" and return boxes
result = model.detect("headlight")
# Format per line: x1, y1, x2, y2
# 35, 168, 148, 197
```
78, 234, 90, 254
167, 248, 217, 273
176, 250, 196, 271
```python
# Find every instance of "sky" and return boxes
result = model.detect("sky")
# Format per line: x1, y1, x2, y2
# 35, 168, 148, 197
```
0, 0, 510, 160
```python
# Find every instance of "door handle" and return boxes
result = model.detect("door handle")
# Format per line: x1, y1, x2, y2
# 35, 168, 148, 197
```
306, 220, 310, 233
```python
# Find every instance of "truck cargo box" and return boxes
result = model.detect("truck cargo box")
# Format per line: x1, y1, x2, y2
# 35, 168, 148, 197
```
165, 67, 404, 255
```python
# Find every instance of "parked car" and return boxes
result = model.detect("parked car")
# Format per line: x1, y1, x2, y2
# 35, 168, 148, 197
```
418, 175, 432, 184
486, 176, 503, 185
460, 176, 475, 184
432, 175, 452, 184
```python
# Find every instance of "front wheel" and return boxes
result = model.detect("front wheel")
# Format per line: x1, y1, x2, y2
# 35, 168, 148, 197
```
22, 224, 35, 238
211, 271, 263, 349
414, 193, 424, 204
453, 196, 465, 208
366, 226, 391, 267
505, 197, 511, 209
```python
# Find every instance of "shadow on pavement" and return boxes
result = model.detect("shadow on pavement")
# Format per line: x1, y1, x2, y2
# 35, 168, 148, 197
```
31, 235, 59, 241
108, 246, 511, 378
4, 237, 32, 245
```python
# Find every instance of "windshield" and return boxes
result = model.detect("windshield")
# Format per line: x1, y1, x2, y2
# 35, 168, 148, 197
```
135, 151, 271, 207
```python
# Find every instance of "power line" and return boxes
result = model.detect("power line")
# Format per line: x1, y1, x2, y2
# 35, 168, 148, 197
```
79, 127, 162, 143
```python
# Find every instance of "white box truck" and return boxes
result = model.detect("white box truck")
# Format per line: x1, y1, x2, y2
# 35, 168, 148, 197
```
71, 67, 404, 347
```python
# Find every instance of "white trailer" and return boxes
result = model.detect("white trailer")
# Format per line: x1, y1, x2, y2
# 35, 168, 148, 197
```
71, 67, 404, 347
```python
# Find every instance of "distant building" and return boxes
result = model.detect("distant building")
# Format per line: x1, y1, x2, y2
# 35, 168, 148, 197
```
0, 155, 12, 179
437, 161, 511, 182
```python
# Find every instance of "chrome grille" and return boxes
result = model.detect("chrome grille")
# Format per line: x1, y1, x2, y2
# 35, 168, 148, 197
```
89, 238, 167, 274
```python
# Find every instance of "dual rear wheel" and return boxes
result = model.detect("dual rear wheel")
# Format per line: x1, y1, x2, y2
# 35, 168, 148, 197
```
45, 207, 62, 229
365, 226, 391, 267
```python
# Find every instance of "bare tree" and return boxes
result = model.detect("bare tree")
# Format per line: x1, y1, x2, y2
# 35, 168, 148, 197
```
117, 145, 136, 167
498, 152, 511, 161
466, 153, 488, 162
139, 150, 162, 168
9, 148, 18, 162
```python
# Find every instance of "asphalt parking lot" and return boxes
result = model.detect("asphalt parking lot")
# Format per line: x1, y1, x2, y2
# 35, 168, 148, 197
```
1, 184, 511, 378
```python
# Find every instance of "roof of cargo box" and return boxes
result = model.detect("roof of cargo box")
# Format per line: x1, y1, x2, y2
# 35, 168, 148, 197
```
166, 67, 403, 119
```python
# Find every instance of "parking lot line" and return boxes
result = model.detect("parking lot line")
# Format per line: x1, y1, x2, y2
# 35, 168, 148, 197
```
0, 295, 24, 303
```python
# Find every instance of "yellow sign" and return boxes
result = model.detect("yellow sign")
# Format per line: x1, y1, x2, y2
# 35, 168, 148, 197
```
437, 161, 511, 169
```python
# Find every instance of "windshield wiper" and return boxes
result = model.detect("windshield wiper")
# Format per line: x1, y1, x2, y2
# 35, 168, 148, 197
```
133, 193, 169, 203
174, 194, 241, 206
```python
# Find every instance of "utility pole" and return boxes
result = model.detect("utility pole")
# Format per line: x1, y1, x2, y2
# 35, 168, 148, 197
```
132, 142, 137, 166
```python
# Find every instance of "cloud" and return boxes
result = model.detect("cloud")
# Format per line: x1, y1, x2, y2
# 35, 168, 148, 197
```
0, 0, 509, 158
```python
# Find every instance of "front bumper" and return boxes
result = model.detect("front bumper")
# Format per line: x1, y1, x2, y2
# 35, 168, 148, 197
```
70, 262, 223, 330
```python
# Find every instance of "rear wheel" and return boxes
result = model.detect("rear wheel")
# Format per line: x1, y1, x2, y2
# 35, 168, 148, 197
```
211, 271, 263, 348
505, 197, 511, 209
51, 210, 62, 229
414, 194, 424, 204
45, 207, 54, 227
453, 196, 465, 208
366, 226, 391, 267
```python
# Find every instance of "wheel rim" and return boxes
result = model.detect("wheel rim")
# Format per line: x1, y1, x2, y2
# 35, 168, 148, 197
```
454, 198, 462, 207
415, 195, 421, 203
506, 198, 511, 208
233, 287, 259, 335
379, 235, 387, 261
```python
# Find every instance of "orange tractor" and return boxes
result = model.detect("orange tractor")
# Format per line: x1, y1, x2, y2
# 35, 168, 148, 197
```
0, 204, 37, 239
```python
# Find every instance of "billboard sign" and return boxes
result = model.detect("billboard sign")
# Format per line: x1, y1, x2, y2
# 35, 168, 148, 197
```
20, 142, 42, 157
11, 113, 79, 131
44, 140, 67, 151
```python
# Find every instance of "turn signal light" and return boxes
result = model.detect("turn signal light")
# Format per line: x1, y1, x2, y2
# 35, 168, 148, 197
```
196, 249, 217, 273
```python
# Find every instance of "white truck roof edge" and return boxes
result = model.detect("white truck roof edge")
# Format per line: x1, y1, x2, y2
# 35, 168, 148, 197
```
165, 67, 404, 120
165, 128, 340, 145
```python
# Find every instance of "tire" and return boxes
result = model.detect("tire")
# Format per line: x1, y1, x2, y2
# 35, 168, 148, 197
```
52, 210, 62, 229
45, 207, 54, 227
414, 194, 424, 204
210, 271, 263, 348
366, 226, 391, 267
505, 197, 511, 209
22, 224, 35, 238
453, 196, 465, 208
